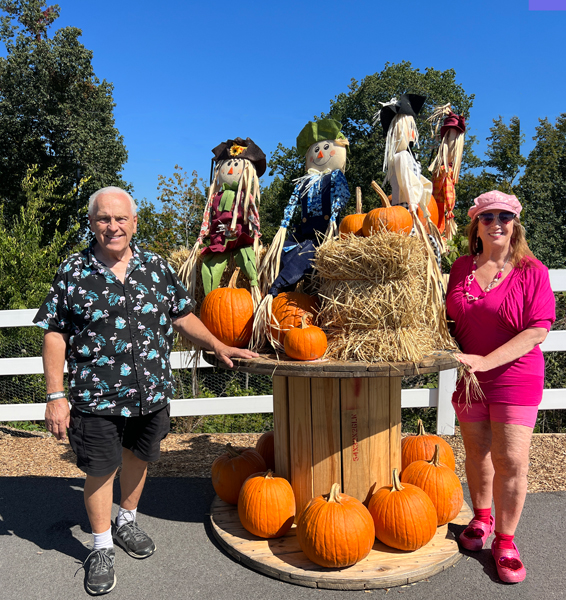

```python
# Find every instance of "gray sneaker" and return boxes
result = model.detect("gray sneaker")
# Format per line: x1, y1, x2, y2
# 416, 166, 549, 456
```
112, 517, 156, 559
80, 547, 116, 596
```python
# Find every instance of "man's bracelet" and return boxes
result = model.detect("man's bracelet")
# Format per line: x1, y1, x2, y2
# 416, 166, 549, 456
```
46, 391, 66, 402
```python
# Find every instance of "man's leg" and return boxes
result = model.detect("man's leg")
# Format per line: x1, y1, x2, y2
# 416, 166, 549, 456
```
84, 469, 118, 534
119, 448, 148, 510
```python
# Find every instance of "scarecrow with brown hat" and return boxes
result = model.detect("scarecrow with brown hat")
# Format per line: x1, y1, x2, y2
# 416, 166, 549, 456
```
179, 137, 266, 307
428, 105, 466, 239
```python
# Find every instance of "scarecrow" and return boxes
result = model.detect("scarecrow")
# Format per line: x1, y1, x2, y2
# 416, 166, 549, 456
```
259, 118, 350, 298
179, 137, 266, 308
374, 94, 444, 258
427, 105, 466, 239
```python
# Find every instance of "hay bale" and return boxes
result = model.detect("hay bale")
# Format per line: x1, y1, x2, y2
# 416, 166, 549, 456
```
314, 231, 455, 363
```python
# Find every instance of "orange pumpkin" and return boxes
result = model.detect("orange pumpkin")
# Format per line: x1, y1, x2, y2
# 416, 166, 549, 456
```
238, 470, 295, 538
284, 313, 327, 361
368, 468, 437, 551
200, 269, 253, 348
417, 195, 440, 233
255, 430, 275, 471
401, 419, 455, 471
400, 445, 464, 526
296, 483, 375, 568
363, 182, 412, 236
339, 186, 366, 237
270, 292, 318, 346
211, 443, 267, 505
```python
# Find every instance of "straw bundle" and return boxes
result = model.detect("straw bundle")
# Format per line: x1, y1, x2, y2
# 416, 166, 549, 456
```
314, 231, 456, 363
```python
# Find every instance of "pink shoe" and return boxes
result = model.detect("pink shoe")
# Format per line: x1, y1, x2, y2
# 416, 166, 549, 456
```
459, 516, 495, 551
491, 540, 526, 583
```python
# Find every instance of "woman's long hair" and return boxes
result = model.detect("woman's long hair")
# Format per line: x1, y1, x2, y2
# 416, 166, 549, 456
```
467, 216, 536, 268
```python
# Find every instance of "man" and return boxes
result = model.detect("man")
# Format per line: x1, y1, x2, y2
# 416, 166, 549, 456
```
34, 186, 257, 595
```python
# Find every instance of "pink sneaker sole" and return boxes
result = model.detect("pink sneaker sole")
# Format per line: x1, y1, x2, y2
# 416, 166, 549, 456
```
459, 515, 495, 551
491, 540, 526, 583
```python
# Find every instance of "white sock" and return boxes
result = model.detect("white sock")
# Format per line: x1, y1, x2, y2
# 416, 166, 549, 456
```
93, 527, 113, 550
116, 506, 137, 528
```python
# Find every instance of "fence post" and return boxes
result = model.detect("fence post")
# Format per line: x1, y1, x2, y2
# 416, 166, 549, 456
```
436, 368, 457, 435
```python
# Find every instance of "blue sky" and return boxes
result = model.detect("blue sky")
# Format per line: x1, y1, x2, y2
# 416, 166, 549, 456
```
33, 0, 566, 203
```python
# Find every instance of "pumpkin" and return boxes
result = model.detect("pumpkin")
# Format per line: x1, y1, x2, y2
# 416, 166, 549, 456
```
255, 430, 275, 471
296, 483, 375, 568
362, 182, 412, 236
339, 187, 366, 238
417, 195, 440, 233
284, 313, 327, 361
270, 292, 318, 346
200, 268, 253, 348
401, 419, 455, 471
211, 443, 267, 505
368, 468, 437, 551
237, 470, 295, 538
400, 444, 463, 526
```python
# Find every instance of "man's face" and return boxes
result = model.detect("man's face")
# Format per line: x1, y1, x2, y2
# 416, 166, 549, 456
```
89, 192, 137, 255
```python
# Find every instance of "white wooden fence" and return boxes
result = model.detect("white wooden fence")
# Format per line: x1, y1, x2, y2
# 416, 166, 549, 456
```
2, 269, 566, 435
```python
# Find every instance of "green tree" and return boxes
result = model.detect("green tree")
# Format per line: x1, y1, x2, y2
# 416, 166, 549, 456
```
519, 115, 566, 268
261, 62, 479, 232
0, 0, 128, 236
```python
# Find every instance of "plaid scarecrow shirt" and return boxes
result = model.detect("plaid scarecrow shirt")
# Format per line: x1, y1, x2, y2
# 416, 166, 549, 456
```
34, 241, 195, 417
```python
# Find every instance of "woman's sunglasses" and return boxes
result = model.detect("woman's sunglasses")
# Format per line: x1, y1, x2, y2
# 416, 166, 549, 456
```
477, 212, 516, 226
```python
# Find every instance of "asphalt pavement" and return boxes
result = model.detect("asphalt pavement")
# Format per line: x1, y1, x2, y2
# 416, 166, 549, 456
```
0, 476, 564, 600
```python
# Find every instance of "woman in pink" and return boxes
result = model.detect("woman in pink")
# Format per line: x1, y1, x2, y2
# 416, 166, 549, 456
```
446, 191, 555, 583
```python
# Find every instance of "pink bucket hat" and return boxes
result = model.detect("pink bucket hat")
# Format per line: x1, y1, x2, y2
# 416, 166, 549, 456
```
468, 190, 522, 220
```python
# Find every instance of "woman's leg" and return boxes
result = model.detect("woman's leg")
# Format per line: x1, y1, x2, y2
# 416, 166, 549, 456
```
459, 420, 494, 510
490, 422, 533, 535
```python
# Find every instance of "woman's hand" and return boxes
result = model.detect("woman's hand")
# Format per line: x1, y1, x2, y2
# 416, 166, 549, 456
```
455, 353, 491, 374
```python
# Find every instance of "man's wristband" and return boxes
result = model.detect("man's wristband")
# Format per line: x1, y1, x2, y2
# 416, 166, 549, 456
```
46, 391, 66, 402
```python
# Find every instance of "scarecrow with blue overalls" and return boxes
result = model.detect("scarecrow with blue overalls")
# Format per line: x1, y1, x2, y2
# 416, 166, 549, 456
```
254, 119, 350, 348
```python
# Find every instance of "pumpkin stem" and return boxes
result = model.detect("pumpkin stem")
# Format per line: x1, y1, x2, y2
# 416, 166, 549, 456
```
371, 181, 391, 208
328, 483, 342, 503
391, 468, 405, 492
265, 469, 274, 479
300, 312, 313, 329
225, 443, 241, 457
228, 268, 240, 290
430, 444, 441, 467
417, 419, 426, 436
355, 187, 362, 214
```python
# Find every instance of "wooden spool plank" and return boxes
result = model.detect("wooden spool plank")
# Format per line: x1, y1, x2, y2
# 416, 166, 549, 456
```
311, 379, 341, 499
340, 378, 371, 502
389, 376, 402, 474
288, 377, 313, 517
368, 377, 391, 495
273, 376, 291, 481
210, 497, 471, 590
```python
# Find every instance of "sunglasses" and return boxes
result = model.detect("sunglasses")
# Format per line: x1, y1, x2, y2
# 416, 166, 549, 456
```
477, 212, 516, 226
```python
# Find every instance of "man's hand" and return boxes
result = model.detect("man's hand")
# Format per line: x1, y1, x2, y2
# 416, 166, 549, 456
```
213, 345, 259, 369
45, 397, 70, 441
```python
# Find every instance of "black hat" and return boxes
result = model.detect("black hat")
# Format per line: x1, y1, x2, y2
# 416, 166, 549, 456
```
211, 137, 267, 177
376, 94, 427, 137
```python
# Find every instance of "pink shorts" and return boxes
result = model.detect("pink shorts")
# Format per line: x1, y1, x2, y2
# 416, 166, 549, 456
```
452, 401, 539, 429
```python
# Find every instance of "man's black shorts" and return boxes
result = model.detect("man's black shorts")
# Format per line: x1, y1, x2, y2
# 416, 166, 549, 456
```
68, 404, 170, 477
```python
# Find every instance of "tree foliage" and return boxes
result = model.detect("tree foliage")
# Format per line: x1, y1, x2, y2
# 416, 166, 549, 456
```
0, 0, 128, 235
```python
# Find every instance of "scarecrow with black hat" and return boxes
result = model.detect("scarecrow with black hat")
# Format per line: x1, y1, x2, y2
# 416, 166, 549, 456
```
179, 137, 266, 307
427, 104, 466, 239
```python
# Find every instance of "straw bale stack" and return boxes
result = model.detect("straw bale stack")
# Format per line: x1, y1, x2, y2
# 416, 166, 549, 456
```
314, 231, 456, 363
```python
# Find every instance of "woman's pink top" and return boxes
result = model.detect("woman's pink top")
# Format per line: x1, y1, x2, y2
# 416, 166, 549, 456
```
446, 255, 556, 406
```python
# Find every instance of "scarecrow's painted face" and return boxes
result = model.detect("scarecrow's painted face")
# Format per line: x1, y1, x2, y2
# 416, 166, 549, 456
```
217, 158, 247, 186
306, 139, 347, 173
392, 115, 417, 153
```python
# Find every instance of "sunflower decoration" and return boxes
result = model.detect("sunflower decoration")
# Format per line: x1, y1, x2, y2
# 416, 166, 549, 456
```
230, 143, 246, 157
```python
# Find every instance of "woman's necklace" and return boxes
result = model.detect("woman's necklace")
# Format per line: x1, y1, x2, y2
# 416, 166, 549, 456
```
464, 254, 510, 302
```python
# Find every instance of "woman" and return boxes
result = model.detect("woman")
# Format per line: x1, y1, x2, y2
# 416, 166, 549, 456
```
446, 190, 555, 583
